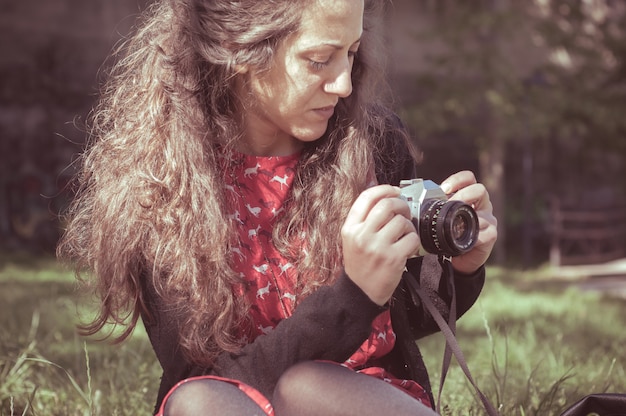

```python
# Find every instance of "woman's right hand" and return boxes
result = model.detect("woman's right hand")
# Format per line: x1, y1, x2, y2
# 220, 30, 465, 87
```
341, 185, 420, 306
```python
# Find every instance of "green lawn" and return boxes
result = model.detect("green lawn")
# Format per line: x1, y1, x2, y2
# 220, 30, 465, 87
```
1, 254, 625, 415
421, 267, 626, 415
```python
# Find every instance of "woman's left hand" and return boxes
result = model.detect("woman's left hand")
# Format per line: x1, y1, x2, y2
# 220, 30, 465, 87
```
440, 171, 498, 274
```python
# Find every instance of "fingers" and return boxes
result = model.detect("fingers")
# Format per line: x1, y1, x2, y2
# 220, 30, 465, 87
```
341, 185, 420, 304
392, 220, 421, 258
343, 185, 413, 247
442, 171, 492, 212
440, 170, 476, 194
451, 213, 498, 274
442, 171, 496, 238
440, 171, 499, 273
344, 185, 401, 226
342, 214, 418, 265
379, 212, 420, 257
367, 197, 412, 232
342, 193, 415, 247
451, 183, 492, 212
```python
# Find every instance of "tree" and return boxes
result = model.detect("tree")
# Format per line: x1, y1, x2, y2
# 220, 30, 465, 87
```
399, 0, 626, 267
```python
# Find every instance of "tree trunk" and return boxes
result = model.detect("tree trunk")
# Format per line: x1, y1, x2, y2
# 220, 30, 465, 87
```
479, 122, 506, 265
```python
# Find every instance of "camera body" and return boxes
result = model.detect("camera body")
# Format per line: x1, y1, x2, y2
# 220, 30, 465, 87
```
399, 179, 479, 257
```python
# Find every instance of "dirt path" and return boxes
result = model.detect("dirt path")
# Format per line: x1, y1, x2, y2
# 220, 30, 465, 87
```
550, 258, 626, 299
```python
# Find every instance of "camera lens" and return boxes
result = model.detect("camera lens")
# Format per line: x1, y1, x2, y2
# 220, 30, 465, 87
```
418, 199, 479, 256
451, 215, 468, 240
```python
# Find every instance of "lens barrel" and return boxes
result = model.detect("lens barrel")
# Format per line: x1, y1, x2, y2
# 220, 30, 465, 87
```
418, 199, 479, 257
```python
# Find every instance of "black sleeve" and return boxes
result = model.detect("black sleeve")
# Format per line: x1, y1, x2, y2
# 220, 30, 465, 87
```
143, 272, 386, 409
207, 273, 386, 397
398, 255, 485, 340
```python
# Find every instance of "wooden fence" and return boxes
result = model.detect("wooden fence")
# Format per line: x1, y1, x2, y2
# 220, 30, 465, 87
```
550, 199, 626, 267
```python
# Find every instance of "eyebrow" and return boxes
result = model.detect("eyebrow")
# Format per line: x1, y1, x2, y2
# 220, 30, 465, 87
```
306, 38, 362, 51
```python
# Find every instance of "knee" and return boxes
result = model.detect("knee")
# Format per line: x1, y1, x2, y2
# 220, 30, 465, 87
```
273, 361, 332, 402
163, 378, 264, 416
274, 361, 314, 409
163, 380, 209, 416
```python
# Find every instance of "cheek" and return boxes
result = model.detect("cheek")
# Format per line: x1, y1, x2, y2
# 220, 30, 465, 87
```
251, 65, 323, 123
270, 84, 315, 120
282, 63, 323, 103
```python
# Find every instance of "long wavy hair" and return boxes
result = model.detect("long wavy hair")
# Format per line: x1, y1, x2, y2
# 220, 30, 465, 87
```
58, 0, 403, 367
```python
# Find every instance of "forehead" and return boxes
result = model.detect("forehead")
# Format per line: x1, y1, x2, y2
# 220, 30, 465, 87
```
295, 0, 364, 47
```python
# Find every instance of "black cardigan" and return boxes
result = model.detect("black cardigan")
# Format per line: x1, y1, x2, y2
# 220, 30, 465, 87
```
141, 120, 485, 412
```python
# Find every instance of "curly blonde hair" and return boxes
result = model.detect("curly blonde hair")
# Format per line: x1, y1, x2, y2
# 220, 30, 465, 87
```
58, 0, 401, 367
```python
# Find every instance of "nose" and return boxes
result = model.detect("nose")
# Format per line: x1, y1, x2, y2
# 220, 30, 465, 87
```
324, 59, 353, 98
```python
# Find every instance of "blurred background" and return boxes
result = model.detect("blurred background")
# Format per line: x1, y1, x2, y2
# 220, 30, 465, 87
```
1, 0, 624, 268
0, 0, 143, 257
1, 0, 626, 414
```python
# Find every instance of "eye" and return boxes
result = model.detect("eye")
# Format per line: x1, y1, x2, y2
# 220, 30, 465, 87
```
309, 58, 330, 71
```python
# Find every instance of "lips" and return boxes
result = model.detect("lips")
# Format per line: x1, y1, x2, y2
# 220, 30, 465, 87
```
313, 105, 336, 119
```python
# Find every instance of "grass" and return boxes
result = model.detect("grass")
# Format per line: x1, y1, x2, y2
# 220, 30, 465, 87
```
1, 254, 625, 415
0, 253, 160, 415
420, 267, 626, 415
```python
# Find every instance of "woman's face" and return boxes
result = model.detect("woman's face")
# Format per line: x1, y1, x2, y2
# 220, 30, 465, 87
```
240, 0, 364, 156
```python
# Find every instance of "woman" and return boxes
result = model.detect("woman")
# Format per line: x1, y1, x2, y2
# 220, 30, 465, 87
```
58, 0, 498, 414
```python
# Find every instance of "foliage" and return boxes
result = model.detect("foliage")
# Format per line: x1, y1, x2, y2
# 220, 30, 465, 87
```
400, 0, 626, 266
405, 0, 626, 167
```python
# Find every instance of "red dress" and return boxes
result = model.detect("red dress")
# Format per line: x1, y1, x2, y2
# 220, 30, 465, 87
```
157, 150, 431, 415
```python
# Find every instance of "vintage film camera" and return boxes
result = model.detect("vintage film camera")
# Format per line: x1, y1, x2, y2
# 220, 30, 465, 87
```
399, 179, 479, 257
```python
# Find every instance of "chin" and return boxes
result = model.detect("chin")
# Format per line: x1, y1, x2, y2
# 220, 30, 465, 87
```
293, 125, 329, 143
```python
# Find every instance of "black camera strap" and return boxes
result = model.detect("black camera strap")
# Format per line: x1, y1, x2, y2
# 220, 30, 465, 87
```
405, 266, 500, 416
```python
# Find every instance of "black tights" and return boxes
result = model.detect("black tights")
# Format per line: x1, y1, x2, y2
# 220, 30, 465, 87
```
163, 361, 438, 416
